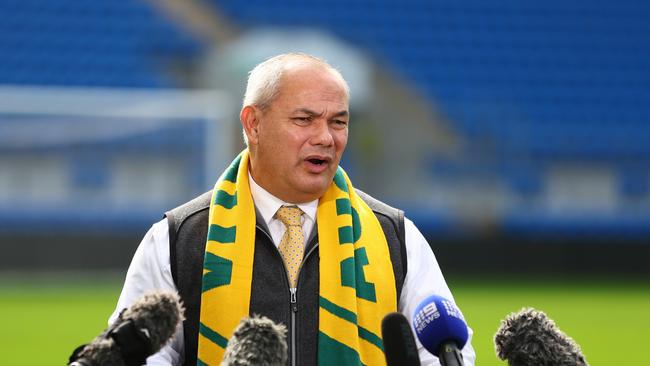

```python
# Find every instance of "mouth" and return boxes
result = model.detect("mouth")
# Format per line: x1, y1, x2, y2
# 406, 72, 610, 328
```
307, 158, 327, 165
304, 155, 332, 173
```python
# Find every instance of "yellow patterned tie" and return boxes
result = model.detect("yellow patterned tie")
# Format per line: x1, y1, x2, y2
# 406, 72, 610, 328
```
275, 205, 305, 288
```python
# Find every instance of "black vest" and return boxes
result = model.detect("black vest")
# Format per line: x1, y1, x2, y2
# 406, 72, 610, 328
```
165, 190, 407, 366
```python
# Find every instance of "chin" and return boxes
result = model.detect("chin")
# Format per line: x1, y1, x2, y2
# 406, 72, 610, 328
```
301, 184, 328, 197
292, 172, 336, 198
294, 183, 328, 201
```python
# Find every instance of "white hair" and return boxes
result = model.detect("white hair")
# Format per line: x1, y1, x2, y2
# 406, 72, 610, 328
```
241, 53, 350, 145
243, 53, 349, 110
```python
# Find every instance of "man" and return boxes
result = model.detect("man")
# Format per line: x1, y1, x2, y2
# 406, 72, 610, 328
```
111, 53, 476, 365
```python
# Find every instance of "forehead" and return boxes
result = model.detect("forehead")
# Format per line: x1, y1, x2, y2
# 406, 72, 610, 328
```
275, 64, 349, 106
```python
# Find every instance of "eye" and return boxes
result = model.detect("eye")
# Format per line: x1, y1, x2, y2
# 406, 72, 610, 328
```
332, 119, 348, 129
292, 116, 311, 125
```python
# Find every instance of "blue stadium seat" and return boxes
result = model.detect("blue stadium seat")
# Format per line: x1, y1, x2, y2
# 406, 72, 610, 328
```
0, 0, 202, 87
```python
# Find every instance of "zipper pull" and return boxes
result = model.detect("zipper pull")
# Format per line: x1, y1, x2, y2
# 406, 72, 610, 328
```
290, 288, 298, 312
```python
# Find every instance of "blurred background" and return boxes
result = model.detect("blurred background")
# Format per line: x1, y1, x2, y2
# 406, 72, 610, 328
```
0, 0, 648, 364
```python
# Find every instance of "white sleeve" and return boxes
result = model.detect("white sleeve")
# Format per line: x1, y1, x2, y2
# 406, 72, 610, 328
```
398, 218, 476, 366
108, 218, 184, 366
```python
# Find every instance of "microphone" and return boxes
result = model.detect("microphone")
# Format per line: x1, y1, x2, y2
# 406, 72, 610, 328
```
494, 307, 589, 366
68, 291, 184, 366
381, 312, 421, 366
412, 295, 468, 366
221, 315, 288, 366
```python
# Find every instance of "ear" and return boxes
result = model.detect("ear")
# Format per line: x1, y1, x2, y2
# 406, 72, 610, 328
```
240, 105, 261, 145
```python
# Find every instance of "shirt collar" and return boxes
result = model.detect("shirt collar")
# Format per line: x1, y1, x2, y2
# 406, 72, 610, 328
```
248, 171, 318, 226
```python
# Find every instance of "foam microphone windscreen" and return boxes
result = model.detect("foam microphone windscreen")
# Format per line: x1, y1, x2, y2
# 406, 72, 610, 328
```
494, 307, 588, 366
221, 315, 287, 366
69, 291, 184, 366
381, 312, 421, 366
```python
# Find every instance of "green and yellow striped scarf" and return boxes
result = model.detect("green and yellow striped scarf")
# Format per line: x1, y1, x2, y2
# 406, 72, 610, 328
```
197, 150, 396, 365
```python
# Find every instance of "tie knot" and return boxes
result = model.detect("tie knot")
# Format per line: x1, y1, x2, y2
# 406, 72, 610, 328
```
276, 206, 302, 227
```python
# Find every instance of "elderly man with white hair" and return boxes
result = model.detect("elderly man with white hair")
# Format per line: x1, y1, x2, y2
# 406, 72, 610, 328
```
110, 53, 476, 366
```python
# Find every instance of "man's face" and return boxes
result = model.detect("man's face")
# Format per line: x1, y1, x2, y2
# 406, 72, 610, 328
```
244, 66, 349, 203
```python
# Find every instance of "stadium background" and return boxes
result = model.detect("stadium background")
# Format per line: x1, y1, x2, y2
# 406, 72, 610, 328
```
0, 0, 649, 364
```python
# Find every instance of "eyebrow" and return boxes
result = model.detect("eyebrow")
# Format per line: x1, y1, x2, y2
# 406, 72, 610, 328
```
293, 108, 349, 118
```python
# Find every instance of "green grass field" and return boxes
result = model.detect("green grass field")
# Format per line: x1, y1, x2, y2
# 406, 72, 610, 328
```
1, 273, 648, 365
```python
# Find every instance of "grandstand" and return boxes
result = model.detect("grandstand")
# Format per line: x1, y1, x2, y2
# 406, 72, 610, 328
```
0, 0, 201, 87
1, 0, 649, 260
210, 0, 650, 238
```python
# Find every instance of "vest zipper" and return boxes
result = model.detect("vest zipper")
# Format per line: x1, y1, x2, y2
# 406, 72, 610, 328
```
290, 242, 318, 366
290, 287, 297, 366
257, 224, 319, 366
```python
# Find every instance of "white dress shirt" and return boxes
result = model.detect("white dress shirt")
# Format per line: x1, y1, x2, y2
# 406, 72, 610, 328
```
109, 174, 476, 365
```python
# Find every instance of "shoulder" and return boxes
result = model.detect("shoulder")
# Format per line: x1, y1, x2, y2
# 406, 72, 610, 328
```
355, 189, 402, 220
165, 191, 212, 234
355, 189, 404, 237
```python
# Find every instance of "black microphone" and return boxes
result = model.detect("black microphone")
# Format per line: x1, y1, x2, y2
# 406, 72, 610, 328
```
68, 291, 184, 366
221, 315, 288, 366
494, 307, 589, 366
381, 312, 421, 366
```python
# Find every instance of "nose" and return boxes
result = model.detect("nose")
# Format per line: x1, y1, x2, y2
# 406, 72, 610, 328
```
310, 118, 334, 147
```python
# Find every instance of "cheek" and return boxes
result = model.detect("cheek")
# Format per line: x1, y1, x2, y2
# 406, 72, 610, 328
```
334, 130, 348, 153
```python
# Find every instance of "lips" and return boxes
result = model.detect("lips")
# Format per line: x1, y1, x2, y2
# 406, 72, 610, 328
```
304, 155, 332, 173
